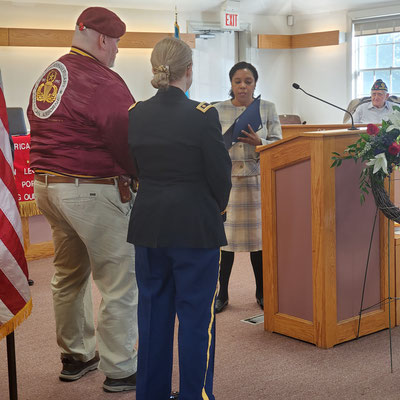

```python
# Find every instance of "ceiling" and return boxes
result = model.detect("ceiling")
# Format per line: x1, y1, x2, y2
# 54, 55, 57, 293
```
5, 0, 400, 16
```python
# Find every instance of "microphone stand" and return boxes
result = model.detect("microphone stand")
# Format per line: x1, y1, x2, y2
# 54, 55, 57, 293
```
292, 83, 359, 131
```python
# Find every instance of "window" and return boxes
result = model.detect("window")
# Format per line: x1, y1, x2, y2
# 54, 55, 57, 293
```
353, 16, 400, 98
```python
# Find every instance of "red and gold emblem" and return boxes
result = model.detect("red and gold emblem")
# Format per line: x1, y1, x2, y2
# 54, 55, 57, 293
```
36, 70, 59, 104
32, 61, 68, 119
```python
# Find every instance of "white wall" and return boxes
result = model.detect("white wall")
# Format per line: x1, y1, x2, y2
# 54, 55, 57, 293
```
191, 31, 237, 103
291, 11, 349, 124
243, 14, 292, 117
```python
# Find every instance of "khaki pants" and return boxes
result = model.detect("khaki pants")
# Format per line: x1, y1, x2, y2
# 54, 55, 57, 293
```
34, 179, 138, 379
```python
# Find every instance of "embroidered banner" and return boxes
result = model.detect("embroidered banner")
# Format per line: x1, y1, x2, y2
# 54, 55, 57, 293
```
12, 134, 40, 217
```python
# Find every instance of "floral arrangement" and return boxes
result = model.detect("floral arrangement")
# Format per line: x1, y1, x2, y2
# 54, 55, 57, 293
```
331, 107, 400, 203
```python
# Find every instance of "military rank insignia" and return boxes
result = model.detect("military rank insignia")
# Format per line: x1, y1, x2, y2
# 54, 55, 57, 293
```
32, 61, 68, 119
196, 102, 214, 113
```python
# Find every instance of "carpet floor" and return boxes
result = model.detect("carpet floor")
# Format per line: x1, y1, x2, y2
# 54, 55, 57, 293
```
2, 253, 400, 399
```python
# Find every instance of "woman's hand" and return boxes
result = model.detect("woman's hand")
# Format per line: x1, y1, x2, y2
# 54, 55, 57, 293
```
238, 124, 262, 146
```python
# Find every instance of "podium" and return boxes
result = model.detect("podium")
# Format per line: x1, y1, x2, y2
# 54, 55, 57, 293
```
257, 129, 394, 348
281, 123, 368, 139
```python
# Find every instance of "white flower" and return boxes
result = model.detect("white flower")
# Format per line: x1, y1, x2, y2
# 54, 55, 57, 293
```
366, 152, 388, 174
359, 142, 371, 157
387, 109, 400, 132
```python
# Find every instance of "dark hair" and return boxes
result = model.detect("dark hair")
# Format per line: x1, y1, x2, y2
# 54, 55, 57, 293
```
228, 61, 258, 98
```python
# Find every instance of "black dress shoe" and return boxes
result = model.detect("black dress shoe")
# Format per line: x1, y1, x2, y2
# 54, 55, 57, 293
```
256, 297, 264, 310
170, 391, 179, 399
215, 298, 228, 313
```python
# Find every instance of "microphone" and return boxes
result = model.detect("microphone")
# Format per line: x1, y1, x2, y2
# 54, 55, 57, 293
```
292, 83, 358, 131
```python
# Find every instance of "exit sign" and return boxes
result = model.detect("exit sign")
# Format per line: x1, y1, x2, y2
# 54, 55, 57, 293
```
221, 0, 240, 31
224, 13, 239, 28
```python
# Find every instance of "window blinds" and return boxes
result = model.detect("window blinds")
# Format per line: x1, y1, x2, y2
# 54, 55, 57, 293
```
353, 15, 400, 37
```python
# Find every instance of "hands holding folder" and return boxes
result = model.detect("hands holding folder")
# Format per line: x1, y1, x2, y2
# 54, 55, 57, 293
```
223, 95, 263, 150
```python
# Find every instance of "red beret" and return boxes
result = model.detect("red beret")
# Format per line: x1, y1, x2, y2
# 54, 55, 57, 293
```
76, 7, 126, 38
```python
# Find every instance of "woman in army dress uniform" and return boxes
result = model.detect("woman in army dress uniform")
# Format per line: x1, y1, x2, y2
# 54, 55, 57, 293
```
127, 37, 232, 400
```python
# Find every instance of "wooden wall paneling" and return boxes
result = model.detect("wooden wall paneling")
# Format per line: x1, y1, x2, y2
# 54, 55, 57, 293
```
257, 34, 291, 49
9, 28, 73, 47
180, 33, 196, 48
120, 32, 195, 48
291, 30, 340, 48
258, 30, 340, 49
0, 28, 9, 46
2, 28, 196, 49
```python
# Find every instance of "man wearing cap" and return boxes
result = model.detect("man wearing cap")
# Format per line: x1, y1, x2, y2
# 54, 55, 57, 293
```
27, 7, 138, 393
353, 79, 394, 123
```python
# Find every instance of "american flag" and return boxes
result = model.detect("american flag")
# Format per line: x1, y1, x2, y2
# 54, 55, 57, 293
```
0, 75, 32, 341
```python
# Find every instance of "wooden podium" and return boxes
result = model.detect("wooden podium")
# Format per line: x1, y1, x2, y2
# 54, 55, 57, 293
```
257, 129, 394, 348
281, 123, 368, 139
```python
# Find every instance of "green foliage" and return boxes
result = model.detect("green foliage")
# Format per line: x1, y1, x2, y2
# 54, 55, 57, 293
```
331, 115, 400, 203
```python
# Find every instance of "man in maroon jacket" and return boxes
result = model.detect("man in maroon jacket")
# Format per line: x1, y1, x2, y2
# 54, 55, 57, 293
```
27, 7, 137, 393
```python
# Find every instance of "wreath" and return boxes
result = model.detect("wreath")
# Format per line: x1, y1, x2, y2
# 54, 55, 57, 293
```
331, 107, 400, 222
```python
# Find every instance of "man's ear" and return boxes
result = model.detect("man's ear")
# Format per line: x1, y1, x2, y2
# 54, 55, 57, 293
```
99, 34, 106, 48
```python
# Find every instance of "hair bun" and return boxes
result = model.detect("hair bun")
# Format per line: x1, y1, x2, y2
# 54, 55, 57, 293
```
154, 65, 170, 78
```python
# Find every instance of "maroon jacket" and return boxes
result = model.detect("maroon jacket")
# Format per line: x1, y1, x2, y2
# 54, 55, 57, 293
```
27, 47, 135, 177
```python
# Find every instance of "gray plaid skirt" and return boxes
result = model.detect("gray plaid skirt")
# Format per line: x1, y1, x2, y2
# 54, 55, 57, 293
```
223, 175, 262, 252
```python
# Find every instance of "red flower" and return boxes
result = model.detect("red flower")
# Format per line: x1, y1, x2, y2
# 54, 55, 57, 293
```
388, 142, 400, 155
366, 123, 379, 136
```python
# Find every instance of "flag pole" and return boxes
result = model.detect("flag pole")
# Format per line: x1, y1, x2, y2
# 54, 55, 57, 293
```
7, 332, 18, 400
174, 6, 180, 39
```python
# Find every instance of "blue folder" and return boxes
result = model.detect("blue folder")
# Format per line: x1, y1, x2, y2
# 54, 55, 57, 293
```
223, 95, 262, 150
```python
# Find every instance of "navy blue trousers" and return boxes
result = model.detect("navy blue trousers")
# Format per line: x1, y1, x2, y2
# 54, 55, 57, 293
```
135, 246, 219, 400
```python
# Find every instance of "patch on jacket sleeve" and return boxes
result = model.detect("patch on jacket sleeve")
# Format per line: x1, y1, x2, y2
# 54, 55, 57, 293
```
196, 102, 214, 113
128, 101, 140, 111
32, 61, 68, 119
